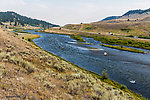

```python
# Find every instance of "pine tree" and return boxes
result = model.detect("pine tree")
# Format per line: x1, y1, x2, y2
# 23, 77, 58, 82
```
14, 21, 17, 26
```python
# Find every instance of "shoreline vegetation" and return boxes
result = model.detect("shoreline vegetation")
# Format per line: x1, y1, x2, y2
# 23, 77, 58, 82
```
101, 44, 147, 54
70, 35, 86, 42
26, 30, 146, 100
13, 29, 40, 42
40, 28, 149, 54
87, 47, 100, 50
14, 29, 31, 34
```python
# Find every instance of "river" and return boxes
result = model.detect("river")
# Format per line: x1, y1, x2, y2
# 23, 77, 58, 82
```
26, 30, 150, 99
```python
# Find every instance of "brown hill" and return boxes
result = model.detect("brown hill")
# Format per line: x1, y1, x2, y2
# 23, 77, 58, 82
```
103, 8, 150, 21
63, 17, 150, 37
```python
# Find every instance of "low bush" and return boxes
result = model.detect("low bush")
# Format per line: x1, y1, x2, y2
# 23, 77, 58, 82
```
53, 63, 66, 72
67, 81, 81, 95
120, 85, 127, 90
28, 38, 32, 42
19, 59, 35, 73
101, 69, 108, 80
43, 81, 56, 89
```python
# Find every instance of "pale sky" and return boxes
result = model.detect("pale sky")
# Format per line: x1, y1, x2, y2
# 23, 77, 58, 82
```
0, 0, 150, 25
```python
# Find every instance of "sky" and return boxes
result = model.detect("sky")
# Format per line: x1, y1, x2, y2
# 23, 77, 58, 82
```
0, 0, 150, 26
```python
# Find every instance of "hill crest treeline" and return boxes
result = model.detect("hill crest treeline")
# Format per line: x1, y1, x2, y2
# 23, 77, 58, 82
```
0, 11, 59, 28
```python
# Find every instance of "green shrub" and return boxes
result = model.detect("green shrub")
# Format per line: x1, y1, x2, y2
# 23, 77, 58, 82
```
28, 38, 32, 42
102, 69, 108, 80
120, 85, 127, 90
85, 26, 92, 30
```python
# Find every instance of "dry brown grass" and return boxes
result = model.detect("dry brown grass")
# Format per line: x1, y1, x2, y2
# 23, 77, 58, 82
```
64, 19, 150, 37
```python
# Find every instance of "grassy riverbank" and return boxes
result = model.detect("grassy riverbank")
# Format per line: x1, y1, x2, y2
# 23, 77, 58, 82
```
70, 35, 86, 42
44, 28, 150, 54
23, 34, 40, 41
101, 44, 147, 54
14, 29, 31, 34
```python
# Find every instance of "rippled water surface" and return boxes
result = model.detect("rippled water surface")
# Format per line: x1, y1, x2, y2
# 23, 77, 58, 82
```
27, 30, 150, 99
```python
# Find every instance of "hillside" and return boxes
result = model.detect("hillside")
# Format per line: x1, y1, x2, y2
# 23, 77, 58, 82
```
103, 8, 150, 21
0, 11, 59, 28
63, 15, 150, 37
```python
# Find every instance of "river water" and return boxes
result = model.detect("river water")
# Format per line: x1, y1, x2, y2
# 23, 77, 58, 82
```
27, 30, 150, 99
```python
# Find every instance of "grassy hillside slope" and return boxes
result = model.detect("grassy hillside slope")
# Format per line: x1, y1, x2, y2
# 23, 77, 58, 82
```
63, 19, 150, 37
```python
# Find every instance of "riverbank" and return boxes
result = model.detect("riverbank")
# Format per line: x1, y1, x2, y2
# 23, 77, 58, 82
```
42, 28, 149, 54
101, 44, 147, 54
0, 29, 146, 99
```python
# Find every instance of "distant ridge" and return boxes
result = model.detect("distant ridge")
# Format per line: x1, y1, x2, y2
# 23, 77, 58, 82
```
102, 16, 121, 21
102, 8, 150, 21
0, 11, 59, 28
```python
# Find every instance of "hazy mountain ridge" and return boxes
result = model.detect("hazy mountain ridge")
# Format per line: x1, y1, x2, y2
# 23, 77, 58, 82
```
102, 16, 121, 21
0, 11, 59, 28
103, 8, 150, 21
